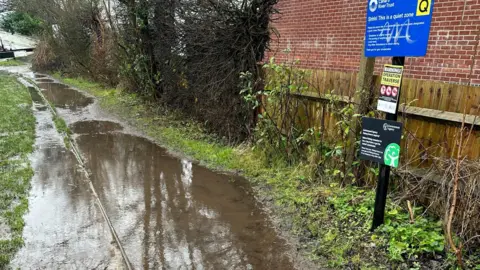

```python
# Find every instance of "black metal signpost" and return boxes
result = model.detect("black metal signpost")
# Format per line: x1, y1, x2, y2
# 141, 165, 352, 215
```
359, 58, 405, 231
371, 57, 405, 230
363, 0, 434, 230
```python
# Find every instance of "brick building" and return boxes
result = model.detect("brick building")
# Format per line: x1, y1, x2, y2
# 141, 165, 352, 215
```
269, 0, 480, 85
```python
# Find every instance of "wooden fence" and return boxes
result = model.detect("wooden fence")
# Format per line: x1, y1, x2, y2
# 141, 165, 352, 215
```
268, 69, 480, 166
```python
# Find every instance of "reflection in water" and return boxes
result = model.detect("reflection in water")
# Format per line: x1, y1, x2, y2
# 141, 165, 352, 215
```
77, 133, 294, 269
11, 104, 123, 269
38, 83, 94, 110
27, 87, 45, 105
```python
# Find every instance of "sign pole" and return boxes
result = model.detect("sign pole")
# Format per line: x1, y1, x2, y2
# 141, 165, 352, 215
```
364, 0, 434, 231
371, 56, 405, 231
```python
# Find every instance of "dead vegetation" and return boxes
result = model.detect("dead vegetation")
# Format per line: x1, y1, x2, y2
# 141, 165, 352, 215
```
13, 0, 279, 142
397, 118, 480, 267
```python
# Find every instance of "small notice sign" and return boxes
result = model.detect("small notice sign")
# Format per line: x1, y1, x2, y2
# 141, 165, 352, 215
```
377, 65, 404, 114
360, 117, 403, 168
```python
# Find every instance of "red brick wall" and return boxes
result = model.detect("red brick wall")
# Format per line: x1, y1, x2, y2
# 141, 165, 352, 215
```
268, 0, 480, 85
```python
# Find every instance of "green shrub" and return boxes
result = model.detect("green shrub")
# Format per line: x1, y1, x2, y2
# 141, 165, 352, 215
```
1, 12, 43, 36
380, 207, 445, 261
327, 186, 445, 262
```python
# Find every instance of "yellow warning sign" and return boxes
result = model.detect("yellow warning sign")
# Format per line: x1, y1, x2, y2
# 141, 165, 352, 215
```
381, 65, 404, 88
417, 0, 431, 16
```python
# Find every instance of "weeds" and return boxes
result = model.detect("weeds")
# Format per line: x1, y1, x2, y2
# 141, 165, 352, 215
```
0, 74, 35, 266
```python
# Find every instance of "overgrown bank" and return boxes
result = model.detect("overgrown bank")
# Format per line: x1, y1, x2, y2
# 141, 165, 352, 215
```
53, 74, 478, 269
0, 74, 35, 266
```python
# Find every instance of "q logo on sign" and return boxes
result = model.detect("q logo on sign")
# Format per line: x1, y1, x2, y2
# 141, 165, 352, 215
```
369, 0, 378, 12
417, 0, 431, 16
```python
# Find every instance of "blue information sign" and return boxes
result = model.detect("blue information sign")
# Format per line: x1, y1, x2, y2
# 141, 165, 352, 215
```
365, 0, 434, 57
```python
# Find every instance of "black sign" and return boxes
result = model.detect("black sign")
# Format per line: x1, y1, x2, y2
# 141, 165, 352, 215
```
359, 117, 403, 168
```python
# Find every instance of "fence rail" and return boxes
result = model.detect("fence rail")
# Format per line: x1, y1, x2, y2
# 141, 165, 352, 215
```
269, 69, 480, 165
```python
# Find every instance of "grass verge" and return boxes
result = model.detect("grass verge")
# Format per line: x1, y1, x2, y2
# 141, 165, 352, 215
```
0, 59, 24, 67
0, 74, 35, 266
54, 74, 460, 269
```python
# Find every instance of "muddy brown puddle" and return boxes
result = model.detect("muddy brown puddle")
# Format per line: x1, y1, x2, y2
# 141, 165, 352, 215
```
17, 79, 296, 269
71, 120, 123, 134
38, 82, 94, 109
77, 133, 294, 269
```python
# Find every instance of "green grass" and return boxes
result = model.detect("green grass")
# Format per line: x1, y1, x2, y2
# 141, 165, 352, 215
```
0, 74, 35, 266
0, 59, 24, 67
52, 114, 72, 149
53, 74, 454, 268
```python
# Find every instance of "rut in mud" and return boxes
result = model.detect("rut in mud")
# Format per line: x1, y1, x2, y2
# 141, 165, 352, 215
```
12, 75, 298, 269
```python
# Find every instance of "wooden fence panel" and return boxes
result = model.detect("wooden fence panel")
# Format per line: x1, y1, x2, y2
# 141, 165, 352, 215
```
266, 69, 480, 164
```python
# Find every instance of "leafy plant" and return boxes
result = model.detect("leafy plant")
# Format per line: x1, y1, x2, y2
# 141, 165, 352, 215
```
327, 186, 445, 263
239, 71, 261, 109
242, 57, 323, 165
380, 207, 445, 261
248, 57, 367, 182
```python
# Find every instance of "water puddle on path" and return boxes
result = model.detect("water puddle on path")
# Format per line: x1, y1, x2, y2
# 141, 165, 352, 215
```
38, 82, 94, 110
11, 96, 124, 269
70, 120, 123, 134
14, 75, 297, 269
27, 87, 45, 105
77, 133, 294, 269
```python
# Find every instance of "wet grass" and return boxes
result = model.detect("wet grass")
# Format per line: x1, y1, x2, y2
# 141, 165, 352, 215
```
0, 74, 35, 266
52, 114, 72, 149
0, 59, 24, 67
54, 75, 457, 269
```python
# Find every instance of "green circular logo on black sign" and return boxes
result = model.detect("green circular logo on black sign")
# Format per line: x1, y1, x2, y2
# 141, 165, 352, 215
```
384, 143, 400, 168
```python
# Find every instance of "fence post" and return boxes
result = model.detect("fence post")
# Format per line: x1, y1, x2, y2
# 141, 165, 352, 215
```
344, 49, 375, 185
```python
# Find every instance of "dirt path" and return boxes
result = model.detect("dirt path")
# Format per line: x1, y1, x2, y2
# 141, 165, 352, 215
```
10, 73, 299, 269
10, 75, 124, 268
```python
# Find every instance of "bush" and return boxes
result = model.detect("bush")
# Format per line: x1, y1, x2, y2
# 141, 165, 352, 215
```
1, 11, 42, 36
